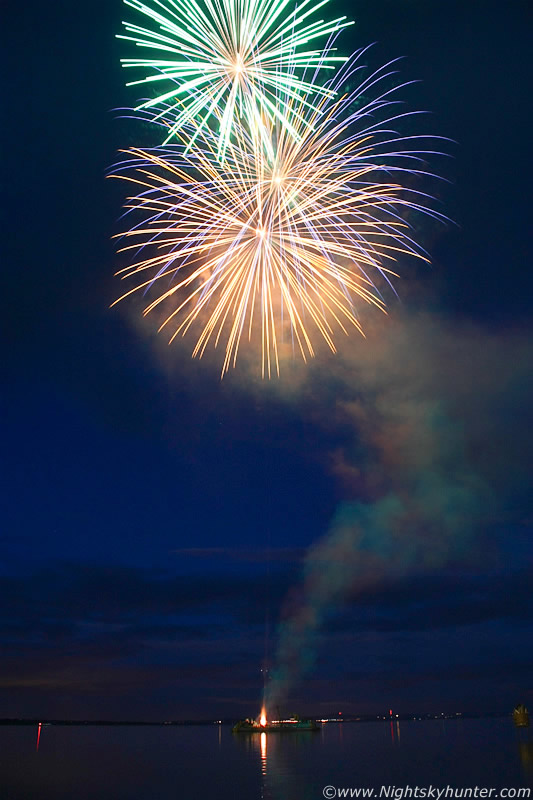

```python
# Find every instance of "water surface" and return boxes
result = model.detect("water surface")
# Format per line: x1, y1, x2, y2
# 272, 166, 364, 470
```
2, 718, 532, 799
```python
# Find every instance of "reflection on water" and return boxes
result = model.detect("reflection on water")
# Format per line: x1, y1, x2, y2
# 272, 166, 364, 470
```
389, 719, 402, 745
260, 731, 267, 776
518, 738, 533, 777
239, 729, 319, 800
238, 717, 532, 800
0, 717, 531, 800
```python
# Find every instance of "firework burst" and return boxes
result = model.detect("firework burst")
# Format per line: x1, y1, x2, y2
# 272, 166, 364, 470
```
118, 0, 353, 159
111, 54, 446, 377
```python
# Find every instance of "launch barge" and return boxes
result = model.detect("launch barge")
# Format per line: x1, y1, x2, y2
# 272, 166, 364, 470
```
232, 717, 318, 733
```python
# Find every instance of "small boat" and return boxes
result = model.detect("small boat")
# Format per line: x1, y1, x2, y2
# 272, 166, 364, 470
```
233, 716, 318, 733
513, 704, 530, 728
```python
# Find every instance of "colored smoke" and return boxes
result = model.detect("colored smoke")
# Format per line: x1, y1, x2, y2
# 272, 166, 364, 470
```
265, 313, 532, 709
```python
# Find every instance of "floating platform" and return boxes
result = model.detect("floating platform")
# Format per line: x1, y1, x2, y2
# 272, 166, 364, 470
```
232, 718, 318, 733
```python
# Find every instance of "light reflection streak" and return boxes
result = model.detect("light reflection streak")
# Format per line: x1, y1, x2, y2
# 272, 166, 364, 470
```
260, 731, 267, 776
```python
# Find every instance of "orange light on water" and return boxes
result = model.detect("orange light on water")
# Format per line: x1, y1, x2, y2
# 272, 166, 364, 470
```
260, 731, 267, 774
260, 708, 267, 727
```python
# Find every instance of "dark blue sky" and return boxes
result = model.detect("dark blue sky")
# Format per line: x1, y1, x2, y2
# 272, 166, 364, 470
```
2, 0, 532, 720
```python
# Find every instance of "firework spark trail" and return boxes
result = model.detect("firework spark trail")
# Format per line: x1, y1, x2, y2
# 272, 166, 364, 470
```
111, 51, 447, 377
118, 0, 353, 159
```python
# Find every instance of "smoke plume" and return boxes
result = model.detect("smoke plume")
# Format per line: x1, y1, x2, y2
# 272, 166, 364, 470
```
265, 312, 532, 710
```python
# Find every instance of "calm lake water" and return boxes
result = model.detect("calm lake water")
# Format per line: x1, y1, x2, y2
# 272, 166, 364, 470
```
2, 718, 532, 799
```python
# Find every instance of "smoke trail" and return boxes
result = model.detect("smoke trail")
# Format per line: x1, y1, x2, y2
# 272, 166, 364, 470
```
265, 313, 531, 710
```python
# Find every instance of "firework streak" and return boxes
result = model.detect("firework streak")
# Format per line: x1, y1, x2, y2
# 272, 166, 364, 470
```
119, 0, 353, 159
116, 2, 446, 376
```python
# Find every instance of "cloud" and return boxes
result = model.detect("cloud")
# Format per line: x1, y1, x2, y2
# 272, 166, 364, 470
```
0, 561, 297, 631
329, 567, 533, 633
173, 547, 306, 563
1, 555, 531, 716
0, 561, 284, 716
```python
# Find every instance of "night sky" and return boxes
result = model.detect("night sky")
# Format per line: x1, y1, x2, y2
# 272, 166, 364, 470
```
2, 0, 532, 721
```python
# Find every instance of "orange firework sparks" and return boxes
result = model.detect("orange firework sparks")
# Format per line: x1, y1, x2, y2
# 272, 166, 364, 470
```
111, 53, 445, 376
